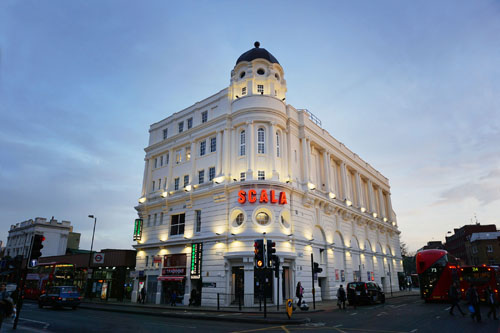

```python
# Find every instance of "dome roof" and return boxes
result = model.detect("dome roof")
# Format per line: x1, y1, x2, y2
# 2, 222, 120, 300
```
236, 41, 279, 65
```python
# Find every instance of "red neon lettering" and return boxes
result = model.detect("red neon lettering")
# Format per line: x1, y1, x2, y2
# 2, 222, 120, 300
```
270, 190, 278, 204
259, 190, 269, 203
279, 191, 287, 205
238, 190, 246, 204
248, 189, 257, 203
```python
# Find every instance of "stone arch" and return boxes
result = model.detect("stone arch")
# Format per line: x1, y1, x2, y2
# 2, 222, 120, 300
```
350, 235, 360, 250
376, 242, 383, 254
313, 225, 327, 246
333, 231, 345, 248
387, 245, 393, 256
365, 239, 373, 252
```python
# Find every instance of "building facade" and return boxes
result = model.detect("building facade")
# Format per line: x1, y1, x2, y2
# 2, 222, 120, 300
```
465, 232, 500, 266
132, 42, 402, 306
5, 217, 75, 259
445, 223, 497, 264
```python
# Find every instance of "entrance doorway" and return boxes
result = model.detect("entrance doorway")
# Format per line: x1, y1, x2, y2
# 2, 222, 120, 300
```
282, 267, 291, 300
231, 266, 244, 304
318, 277, 327, 300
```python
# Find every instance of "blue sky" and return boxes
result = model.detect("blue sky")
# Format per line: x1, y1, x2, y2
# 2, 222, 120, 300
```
1, 0, 499, 253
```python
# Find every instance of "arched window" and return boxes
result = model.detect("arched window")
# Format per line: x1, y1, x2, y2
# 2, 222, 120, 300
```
240, 130, 246, 156
276, 131, 280, 157
257, 128, 265, 154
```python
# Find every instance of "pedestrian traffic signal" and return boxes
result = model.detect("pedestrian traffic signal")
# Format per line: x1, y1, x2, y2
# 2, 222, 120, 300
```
30, 234, 45, 262
267, 240, 276, 268
313, 262, 322, 274
272, 255, 280, 278
254, 239, 264, 269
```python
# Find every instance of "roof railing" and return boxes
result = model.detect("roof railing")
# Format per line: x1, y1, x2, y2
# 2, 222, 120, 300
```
298, 109, 322, 127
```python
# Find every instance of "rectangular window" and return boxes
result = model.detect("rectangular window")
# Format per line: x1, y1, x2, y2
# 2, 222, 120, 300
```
147, 215, 151, 227
210, 137, 216, 152
163, 128, 168, 140
178, 121, 184, 133
209, 167, 215, 181
186, 147, 191, 161
258, 128, 265, 154
151, 181, 155, 192
201, 111, 208, 123
187, 117, 193, 129
170, 213, 185, 236
158, 178, 161, 190
198, 170, 205, 184
160, 155, 163, 167
183, 175, 189, 187
242, 87, 247, 96
257, 85, 264, 94
258, 170, 265, 180
176, 150, 182, 164
240, 131, 246, 156
160, 212, 164, 225
145, 255, 149, 267
166, 153, 170, 165
154, 158, 158, 168
195, 210, 201, 233
174, 178, 179, 191
487, 245, 493, 253
240, 172, 246, 182
164, 177, 167, 189
154, 213, 157, 226
200, 140, 206, 156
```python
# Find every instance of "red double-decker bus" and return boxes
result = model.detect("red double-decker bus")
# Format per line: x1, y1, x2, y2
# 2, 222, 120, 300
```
24, 262, 75, 300
416, 249, 460, 301
459, 265, 500, 302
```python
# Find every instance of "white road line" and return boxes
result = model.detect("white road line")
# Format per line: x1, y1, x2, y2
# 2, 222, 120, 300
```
18, 317, 51, 330
444, 307, 451, 311
410, 329, 418, 332
350, 312, 357, 316
334, 324, 343, 328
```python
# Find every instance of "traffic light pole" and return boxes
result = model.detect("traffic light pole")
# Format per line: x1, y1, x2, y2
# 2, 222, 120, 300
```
276, 260, 279, 311
311, 253, 315, 310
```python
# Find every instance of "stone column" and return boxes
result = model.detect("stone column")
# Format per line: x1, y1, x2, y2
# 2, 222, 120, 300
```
368, 180, 375, 213
306, 139, 312, 183
331, 160, 339, 196
141, 158, 149, 197
286, 125, 292, 181
355, 171, 362, 208
340, 162, 348, 201
216, 130, 222, 176
244, 261, 254, 307
247, 122, 254, 180
229, 126, 236, 179
323, 151, 330, 192
378, 188, 386, 218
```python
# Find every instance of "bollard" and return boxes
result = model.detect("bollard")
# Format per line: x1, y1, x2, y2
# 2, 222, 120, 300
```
217, 293, 220, 311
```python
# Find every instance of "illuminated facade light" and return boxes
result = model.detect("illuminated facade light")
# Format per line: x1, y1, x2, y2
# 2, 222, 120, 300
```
138, 197, 146, 204
373, 212, 378, 218
213, 176, 225, 184
329, 192, 336, 199
383, 217, 388, 222
360, 207, 366, 213
161, 191, 168, 198
184, 185, 192, 192
307, 182, 316, 190
346, 200, 352, 207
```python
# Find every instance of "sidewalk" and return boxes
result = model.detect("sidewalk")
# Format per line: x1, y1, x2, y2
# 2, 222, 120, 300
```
78, 290, 419, 325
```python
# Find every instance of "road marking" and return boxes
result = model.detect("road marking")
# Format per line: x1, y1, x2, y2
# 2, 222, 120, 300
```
19, 317, 50, 329
350, 312, 358, 316
280, 326, 290, 333
231, 325, 285, 333
376, 312, 388, 317
436, 316, 440, 319
334, 324, 343, 327
444, 307, 451, 311
410, 330, 418, 332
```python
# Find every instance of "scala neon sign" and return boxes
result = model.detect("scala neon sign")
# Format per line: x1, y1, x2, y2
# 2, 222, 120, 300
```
238, 189, 287, 205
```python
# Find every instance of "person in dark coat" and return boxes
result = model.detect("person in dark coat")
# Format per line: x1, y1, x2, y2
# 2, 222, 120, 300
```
485, 286, 498, 320
140, 287, 146, 304
449, 282, 465, 316
466, 285, 481, 322
189, 289, 197, 306
296, 282, 304, 307
337, 285, 346, 310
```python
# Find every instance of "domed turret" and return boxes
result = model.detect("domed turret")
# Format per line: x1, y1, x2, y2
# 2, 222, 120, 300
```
230, 42, 287, 102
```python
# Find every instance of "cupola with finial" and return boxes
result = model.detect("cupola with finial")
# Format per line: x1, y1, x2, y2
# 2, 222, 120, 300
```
230, 41, 287, 102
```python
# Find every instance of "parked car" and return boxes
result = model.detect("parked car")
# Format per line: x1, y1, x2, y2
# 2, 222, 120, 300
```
347, 282, 385, 305
38, 286, 81, 309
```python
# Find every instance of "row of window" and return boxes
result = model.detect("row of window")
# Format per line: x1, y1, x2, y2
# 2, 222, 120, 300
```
146, 212, 200, 236
162, 111, 208, 140
153, 137, 217, 170
239, 129, 281, 157
239, 85, 278, 97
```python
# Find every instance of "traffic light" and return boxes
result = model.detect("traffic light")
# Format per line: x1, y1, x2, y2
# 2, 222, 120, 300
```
254, 239, 264, 269
29, 234, 45, 263
272, 255, 280, 278
313, 262, 323, 274
267, 240, 276, 268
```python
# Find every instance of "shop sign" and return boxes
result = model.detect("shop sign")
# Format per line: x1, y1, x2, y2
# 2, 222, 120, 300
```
133, 219, 143, 241
237, 189, 287, 205
190, 243, 203, 279
153, 255, 162, 263
162, 267, 186, 276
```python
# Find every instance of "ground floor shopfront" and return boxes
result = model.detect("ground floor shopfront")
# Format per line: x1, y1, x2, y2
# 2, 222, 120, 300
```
132, 246, 403, 306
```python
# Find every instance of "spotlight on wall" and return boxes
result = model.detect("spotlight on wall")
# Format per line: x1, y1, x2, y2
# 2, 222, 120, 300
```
282, 98, 286, 101
307, 182, 316, 190
215, 232, 221, 236
138, 197, 146, 204
383, 217, 388, 222
184, 185, 192, 192
288, 233, 293, 237
360, 207, 366, 213
345, 200, 352, 207
262, 232, 266, 235
373, 212, 378, 218
213, 176, 225, 184
161, 191, 168, 198
231, 233, 236, 236
261, 91, 263, 95
328, 192, 336, 199
236, 95, 239, 99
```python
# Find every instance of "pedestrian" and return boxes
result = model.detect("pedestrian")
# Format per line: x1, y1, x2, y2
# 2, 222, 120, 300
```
296, 282, 304, 307
448, 282, 465, 316
466, 285, 481, 322
485, 286, 498, 320
170, 290, 177, 306
140, 286, 146, 304
189, 289, 197, 306
337, 285, 346, 310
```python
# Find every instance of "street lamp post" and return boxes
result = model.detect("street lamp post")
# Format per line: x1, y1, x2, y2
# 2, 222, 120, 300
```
87, 215, 97, 298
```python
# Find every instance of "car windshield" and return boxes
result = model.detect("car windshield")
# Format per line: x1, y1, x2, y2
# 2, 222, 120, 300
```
60, 287, 78, 293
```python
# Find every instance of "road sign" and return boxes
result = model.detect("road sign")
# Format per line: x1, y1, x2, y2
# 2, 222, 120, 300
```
93, 253, 105, 264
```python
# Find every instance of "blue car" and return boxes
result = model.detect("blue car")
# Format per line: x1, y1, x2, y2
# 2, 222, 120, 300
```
38, 286, 81, 309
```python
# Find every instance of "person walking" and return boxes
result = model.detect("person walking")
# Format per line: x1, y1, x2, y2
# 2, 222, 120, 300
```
466, 285, 481, 322
140, 286, 146, 304
449, 282, 465, 316
296, 282, 304, 307
170, 290, 177, 306
485, 286, 498, 320
337, 285, 346, 310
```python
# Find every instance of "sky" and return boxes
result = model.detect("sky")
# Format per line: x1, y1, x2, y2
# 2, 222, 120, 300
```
0, 0, 499, 253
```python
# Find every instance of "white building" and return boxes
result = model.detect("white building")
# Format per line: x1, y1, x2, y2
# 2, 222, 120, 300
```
133, 42, 402, 306
5, 217, 74, 258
